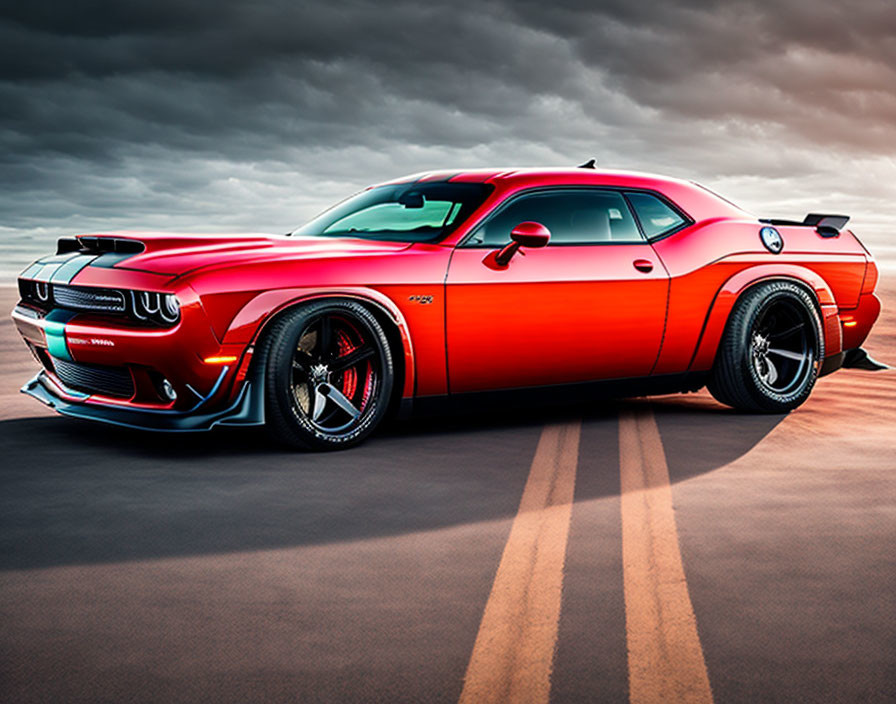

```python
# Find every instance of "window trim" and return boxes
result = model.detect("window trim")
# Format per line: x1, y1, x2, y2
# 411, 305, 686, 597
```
457, 185, 694, 248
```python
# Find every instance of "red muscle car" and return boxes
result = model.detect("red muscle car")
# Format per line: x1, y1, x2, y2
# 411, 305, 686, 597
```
11, 165, 882, 449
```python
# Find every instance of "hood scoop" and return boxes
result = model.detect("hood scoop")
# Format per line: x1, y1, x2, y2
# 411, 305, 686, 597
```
57, 236, 146, 255
49, 231, 411, 277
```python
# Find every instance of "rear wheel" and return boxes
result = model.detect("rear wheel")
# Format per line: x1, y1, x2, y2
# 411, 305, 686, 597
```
258, 300, 394, 450
707, 281, 823, 413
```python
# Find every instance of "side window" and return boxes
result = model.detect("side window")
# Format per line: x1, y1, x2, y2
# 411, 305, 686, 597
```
464, 190, 644, 246
625, 192, 687, 239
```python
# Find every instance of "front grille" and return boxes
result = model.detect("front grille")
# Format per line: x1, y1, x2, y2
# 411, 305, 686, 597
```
51, 358, 135, 398
18, 280, 175, 327
18, 280, 128, 315
52, 285, 127, 313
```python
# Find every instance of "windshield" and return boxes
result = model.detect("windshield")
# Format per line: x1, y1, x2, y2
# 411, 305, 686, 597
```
291, 182, 493, 243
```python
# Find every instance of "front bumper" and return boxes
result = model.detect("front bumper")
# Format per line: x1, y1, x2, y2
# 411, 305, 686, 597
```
22, 368, 264, 432
12, 282, 263, 431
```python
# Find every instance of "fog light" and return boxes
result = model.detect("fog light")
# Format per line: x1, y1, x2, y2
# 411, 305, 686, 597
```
160, 379, 177, 402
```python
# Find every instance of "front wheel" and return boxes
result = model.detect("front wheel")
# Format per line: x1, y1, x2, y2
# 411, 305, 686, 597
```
258, 300, 394, 450
707, 281, 824, 413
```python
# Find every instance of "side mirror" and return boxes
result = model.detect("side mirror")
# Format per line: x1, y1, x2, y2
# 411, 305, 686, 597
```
495, 222, 551, 266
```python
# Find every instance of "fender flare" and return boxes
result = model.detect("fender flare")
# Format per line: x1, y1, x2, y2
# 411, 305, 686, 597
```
223, 286, 416, 398
689, 264, 842, 372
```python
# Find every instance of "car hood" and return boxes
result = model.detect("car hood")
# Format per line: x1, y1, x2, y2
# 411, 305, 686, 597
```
67, 232, 413, 277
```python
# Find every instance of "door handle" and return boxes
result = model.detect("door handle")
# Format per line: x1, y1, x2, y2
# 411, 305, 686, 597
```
633, 259, 654, 273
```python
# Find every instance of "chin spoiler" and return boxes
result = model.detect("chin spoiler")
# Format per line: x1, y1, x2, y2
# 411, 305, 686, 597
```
22, 366, 266, 432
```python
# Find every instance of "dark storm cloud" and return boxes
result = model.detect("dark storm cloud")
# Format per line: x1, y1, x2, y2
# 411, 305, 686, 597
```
1, 0, 894, 276
4, 0, 894, 147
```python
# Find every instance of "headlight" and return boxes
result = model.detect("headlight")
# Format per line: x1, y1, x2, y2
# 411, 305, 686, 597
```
130, 291, 180, 325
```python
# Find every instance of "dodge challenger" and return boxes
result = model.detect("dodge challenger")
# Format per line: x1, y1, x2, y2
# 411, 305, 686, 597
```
11, 166, 882, 449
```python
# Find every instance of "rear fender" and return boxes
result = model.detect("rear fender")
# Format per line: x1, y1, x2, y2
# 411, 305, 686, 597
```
689, 265, 841, 372
223, 287, 416, 398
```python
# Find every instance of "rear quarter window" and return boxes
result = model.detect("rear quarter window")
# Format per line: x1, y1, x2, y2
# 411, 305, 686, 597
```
626, 192, 687, 239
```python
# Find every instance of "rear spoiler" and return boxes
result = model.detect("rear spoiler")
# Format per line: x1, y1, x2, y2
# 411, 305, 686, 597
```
760, 213, 849, 238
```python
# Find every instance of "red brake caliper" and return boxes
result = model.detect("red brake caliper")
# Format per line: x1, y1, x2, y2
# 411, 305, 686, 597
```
336, 324, 375, 412
336, 329, 358, 400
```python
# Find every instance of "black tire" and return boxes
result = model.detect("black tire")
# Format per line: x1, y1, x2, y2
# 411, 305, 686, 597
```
707, 281, 824, 413
256, 300, 394, 450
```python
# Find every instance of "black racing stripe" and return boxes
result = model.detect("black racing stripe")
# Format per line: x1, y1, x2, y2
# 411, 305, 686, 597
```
36, 251, 81, 266
19, 263, 41, 279
91, 252, 141, 268
31, 262, 63, 283
50, 255, 98, 283
27, 252, 82, 283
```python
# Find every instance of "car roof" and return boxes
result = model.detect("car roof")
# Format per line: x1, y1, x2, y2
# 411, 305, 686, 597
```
383, 167, 690, 187
377, 167, 749, 221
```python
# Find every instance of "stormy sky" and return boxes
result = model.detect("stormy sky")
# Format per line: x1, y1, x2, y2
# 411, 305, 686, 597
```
1, 0, 895, 277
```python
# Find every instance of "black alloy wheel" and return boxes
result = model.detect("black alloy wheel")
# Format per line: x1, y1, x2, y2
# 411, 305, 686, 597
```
708, 281, 823, 413
749, 297, 815, 395
258, 300, 394, 450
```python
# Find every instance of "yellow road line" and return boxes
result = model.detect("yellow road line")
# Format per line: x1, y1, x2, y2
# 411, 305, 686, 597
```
459, 422, 581, 704
619, 406, 713, 704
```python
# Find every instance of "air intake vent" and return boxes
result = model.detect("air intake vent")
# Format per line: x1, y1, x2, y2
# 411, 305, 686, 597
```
52, 358, 135, 398
57, 237, 145, 255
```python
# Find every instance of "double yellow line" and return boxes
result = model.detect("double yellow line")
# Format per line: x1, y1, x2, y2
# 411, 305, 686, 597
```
459, 408, 713, 704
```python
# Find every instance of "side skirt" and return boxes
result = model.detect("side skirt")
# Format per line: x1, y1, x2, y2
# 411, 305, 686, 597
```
400, 373, 708, 419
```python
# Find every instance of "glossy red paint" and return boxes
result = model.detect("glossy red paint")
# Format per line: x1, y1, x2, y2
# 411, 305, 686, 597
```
11, 167, 882, 430
445, 243, 668, 392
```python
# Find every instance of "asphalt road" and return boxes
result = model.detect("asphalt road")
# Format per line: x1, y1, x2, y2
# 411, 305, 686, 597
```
1, 284, 894, 704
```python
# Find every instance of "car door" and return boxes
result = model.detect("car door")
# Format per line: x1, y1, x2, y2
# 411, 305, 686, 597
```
445, 188, 669, 393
